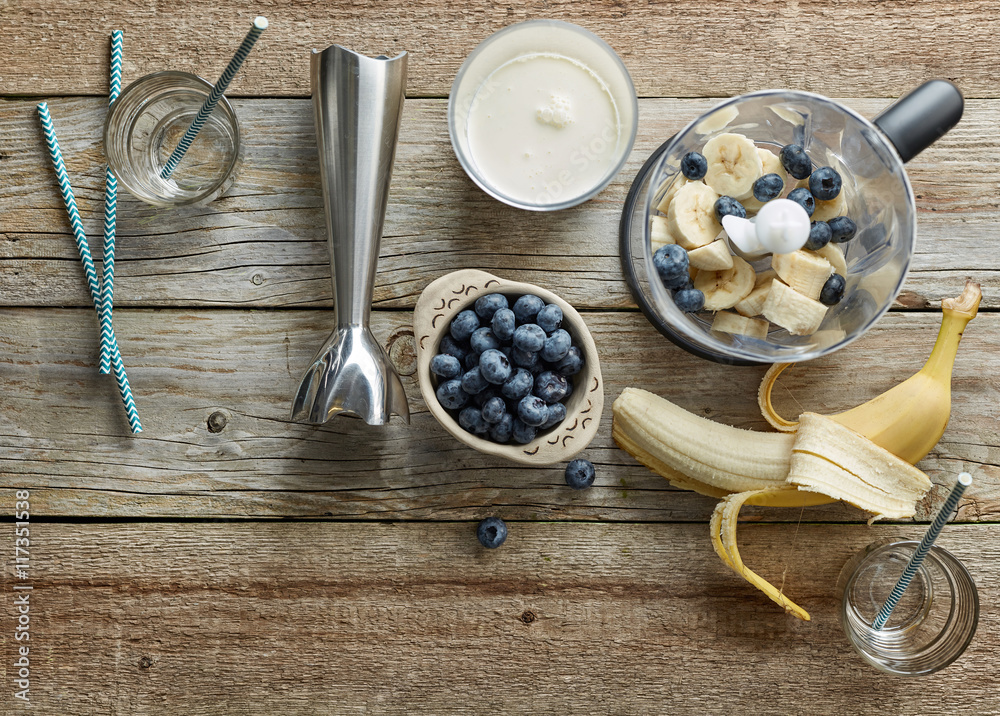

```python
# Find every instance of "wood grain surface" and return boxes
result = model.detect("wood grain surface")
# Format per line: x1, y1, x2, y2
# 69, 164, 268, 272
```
2, 97, 997, 309
3, 1, 1000, 99
1, 308, 994, 521
3, 1, 998, 713
7, 521, 998, 715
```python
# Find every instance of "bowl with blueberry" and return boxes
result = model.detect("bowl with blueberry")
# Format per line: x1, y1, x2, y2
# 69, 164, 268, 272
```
414, 269, 604, 465
618, 82, 963, 364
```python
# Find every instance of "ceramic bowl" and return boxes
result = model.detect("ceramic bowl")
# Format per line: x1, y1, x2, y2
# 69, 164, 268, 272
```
414, 269, 604, 465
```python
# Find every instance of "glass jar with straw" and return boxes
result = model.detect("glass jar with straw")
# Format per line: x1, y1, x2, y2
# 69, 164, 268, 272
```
104, 16, 267, 206
837, 473, 979, 675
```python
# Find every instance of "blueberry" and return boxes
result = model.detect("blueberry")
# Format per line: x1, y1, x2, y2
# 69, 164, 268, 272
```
808, 166, 842, 201
479, 348, 512, 385
512, 324, 546, 352
491, 308, 516, 341
470, 327, 500, 354
673, 288, 705, 313
562, 379, 574, 400
805, 221, 832, 251
450, 310, 480, 342
501, 368, 534, 401
511, 347, 540, 371
820, 273, 846, 306
512, 294, 545, 324
680, 151, 708, 180
539, 402, 567, 430
436, 379, 468, 410
430, 353, 461, 379
459, 406, 489, 434
460, 366, 489, 395
481, 396, 506, 424
565, 459, 596, 490
511, 417, 537, 444
517, 395, 548, 427
474, 293, 508, 320
489, 413, 514, 443
536, 304, 563, 334
438, 334, 468, 362
553, 346, 584, 376
828, 216, 857, 243
464, 351, 480, 370
787, 187, 815, 217
780, 144, 812, 180
477, 516, 508, 549
752, 173, 784, 202
540, 328, 571, 362
534, 371, 569, 404
471, 386, 499, 408
714, 196, 747, 222
652, 244, 690, 291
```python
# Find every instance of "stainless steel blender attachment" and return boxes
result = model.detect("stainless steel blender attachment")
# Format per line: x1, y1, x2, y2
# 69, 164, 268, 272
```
291, 45, 410, 425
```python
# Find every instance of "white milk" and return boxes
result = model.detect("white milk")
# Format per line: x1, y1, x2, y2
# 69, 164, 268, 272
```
466, 53, 621, 206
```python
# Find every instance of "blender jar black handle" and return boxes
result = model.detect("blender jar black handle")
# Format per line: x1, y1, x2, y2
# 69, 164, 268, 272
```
873, 80, 964, 163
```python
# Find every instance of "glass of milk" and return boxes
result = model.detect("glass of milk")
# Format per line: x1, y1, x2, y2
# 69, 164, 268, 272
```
448, 20, 638, 211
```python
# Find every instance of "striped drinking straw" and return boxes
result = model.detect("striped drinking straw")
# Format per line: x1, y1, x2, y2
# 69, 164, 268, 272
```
99, 29, 124, 374
159, 16, 268, 179
37, 102, 143, 434
871, 472, 973, 630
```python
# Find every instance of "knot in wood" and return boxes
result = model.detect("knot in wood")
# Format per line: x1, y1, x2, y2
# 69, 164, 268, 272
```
207, 411, 228, 433
519, 610, 536, 624
251, 273, 264, 286
138, 656, 153, 669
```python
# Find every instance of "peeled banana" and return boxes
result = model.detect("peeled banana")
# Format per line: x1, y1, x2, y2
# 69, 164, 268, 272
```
694, 254, 756, 311
762, 279, 828, 335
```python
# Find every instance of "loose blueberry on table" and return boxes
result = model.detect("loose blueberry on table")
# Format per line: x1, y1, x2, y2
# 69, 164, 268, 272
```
565, 459, 596, 490
477, 516, 508, 549
430, 293, 585, 444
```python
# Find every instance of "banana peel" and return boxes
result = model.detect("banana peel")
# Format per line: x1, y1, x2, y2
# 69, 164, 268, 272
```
758, 280, 982, 465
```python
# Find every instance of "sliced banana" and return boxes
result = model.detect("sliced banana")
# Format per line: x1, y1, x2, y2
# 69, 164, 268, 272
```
666, 181, 722, 250
650, 215, 676, 249
811, 243, 846, 277
742, 148, 787, 213
687, 239, 733, 271
762, 279, 828, 335
655, 176, 688, 214
712, 311, 769, 340
694, 254, 756, 311
703, 133, 762, 200
812, 190, 847, 222
734, 272, 776, 317
771, 250, 834, 301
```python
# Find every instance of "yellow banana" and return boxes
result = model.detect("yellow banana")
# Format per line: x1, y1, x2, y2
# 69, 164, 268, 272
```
758, 280, 982, 464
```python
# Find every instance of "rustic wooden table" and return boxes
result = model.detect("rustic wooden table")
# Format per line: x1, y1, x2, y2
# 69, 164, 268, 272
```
3, 1, 999, 713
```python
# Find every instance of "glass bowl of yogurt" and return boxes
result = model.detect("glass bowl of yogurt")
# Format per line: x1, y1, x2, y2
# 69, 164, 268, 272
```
448, 20, 638, 211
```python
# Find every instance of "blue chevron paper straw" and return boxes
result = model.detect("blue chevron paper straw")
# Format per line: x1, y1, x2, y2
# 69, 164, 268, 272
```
99, 29, 124, 375
872, 472, 973, 630
37, 102, 143, 434
159, 16, 267, 179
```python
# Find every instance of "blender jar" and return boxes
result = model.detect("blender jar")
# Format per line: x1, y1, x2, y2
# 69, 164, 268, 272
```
620, 82, 962, 364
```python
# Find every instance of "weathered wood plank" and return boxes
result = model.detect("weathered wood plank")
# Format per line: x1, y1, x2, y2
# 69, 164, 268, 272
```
2, 97, 996, 309
3, 1, 1000, 99
5, 521, 998, 714
1, 308, 995, 521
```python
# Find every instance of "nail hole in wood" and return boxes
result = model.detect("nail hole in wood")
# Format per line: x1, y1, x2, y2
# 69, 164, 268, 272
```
207, 411, 228, 433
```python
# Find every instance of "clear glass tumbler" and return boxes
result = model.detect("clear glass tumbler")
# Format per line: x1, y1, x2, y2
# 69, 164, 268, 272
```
838, 539, 978, 676
104, 71, 242, 206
